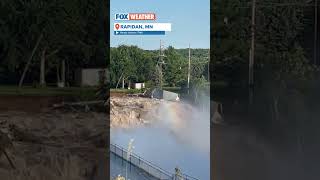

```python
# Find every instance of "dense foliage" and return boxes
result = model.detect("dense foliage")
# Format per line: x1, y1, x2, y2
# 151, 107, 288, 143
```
110, 45, 209, 89
0, 0, 108, 85
212, 0, 318, 88
212, 0, 320, 151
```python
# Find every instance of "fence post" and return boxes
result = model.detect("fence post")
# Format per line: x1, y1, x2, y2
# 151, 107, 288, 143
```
130, 156, 132, 171
139, 157, 140, 166
121, 147, 123, 158
122, 147, 124, 166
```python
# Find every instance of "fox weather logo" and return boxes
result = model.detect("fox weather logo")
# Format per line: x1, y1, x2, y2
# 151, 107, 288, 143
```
115, 13, 156, 21
113, 12, 170, 35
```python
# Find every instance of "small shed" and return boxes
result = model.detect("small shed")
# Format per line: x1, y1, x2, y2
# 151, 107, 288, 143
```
132, 83, 145, 89
75, 68, 107, 87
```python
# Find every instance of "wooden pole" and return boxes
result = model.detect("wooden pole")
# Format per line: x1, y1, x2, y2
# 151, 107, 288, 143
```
40, 47, 47, 87
19, 33, 43, 87
208, 49, 210, 81
314, 0, 318, 65
61, 59, 66, 87
187, 44, 191, 94
249, 0, 256, 104
249, 0, 256, 87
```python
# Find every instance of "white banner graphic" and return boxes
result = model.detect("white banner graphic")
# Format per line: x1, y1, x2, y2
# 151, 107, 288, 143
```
114, 23, 171, 31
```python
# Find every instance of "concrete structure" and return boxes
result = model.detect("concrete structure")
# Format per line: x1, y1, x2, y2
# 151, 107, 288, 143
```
151, 88, 180, 101
75, 68, 107, 87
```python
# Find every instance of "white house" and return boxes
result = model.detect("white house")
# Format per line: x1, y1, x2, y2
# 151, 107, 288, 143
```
132, 83, 145, 89
75, 68, 107, 87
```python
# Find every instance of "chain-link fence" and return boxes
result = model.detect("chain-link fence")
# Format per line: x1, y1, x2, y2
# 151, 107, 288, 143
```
110, 143, 199, 180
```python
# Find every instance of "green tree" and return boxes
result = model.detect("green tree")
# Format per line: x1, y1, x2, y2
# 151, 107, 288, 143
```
164, 46, 185, 87
211, 0, 250, 86
255, 0, 316, 83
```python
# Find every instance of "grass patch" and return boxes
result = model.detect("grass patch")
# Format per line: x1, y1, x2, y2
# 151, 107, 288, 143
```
110, 88, 143, 94
0, 86, 97, 100
111, 87, 183, 94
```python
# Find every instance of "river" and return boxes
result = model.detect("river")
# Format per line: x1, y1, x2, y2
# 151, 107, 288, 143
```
111, 101, 210, 180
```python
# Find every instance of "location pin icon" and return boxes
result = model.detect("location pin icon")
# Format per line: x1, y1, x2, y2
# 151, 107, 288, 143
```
115, 24, 120, 30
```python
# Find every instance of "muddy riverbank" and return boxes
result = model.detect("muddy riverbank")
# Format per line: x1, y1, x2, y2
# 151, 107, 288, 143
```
0, 95, 68, 112
0, 110, 108, 180
110, 96, 161, 128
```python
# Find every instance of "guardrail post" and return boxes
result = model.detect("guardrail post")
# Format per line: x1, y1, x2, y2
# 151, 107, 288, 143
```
121, 147, 123, 158
121, 147, 124, 166
130, 156, 132, 171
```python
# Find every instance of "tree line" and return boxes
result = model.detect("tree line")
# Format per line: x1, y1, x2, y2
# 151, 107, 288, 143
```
212, 0, 320, 147
212, 0, 318, 89
0, 0, 108, 86
110, 45, 210, 90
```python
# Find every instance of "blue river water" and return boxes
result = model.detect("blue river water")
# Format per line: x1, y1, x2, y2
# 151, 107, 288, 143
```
111, 124, 210, 180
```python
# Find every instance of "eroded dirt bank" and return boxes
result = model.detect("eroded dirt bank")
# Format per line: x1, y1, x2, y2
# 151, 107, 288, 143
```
110, 96, 161, 128
110, 96, 203, 129
0, 110, 108, 180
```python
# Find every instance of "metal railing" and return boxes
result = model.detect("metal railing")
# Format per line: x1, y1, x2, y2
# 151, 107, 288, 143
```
110, 143, 199, 180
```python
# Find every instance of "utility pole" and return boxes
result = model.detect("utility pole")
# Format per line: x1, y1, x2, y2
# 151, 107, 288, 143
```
314, 0, 318, 65
208, 49, 210, 82
187, 44, 191, 94
249, 0, 256, 104
157, 40, 166, 89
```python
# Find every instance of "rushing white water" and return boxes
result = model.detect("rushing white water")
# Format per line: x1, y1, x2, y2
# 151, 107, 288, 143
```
111, 99, 210, 180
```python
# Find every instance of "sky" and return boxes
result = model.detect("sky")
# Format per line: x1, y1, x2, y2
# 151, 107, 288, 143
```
110, 0, 210, 50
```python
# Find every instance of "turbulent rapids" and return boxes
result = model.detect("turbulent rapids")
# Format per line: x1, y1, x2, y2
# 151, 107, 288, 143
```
110, 96, 210, 179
